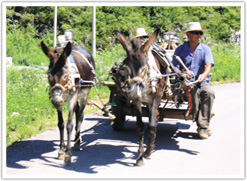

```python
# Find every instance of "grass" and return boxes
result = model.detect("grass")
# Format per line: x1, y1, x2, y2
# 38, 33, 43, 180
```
211, 43, 240, 83
6, 67, 57, 146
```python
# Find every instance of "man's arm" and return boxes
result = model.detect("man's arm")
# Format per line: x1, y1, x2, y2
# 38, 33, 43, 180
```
198, 63, 212, 82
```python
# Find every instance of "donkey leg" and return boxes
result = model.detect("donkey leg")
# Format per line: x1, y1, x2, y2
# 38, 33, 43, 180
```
57, 109, 66, 160
64, 111, 75, 163
73, 100, 87, 151
144, 125, 157, 159
64, 96, 78, 163
135, 104, 145, 167
136, 121, 145, 167
64, 111, 74, 163
74, 91, 90, 150
144, 99, 158, 159
73, 102, 81, 151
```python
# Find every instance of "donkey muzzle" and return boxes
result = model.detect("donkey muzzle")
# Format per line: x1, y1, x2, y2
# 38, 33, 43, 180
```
51, 89, 64, 108
129, 81, 143, 101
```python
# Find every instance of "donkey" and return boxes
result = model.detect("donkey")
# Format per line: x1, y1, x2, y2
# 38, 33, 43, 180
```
41, 41, 95, 163
114, 29, 166, 166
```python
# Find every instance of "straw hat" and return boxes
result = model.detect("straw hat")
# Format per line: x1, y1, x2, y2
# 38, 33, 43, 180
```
184, 22, 207, 33
134, 28, 149, 38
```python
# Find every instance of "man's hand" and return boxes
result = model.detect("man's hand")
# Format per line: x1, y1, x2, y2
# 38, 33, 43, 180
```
197, 63, 212, 83
198, 73, 207, 82
185, 70, 193, 78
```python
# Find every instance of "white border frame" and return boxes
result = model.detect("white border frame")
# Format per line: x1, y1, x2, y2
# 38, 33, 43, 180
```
1, 1, 246, 180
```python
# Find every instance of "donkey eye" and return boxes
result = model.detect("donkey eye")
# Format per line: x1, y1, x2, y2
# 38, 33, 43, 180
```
48, 74, 54, 81
48, 74, 55, 86
63, 74, 68, 80
125, 66, 132, 76
141, 66, 147, 74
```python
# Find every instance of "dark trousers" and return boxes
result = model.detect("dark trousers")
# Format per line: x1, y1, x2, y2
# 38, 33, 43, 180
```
191, 85, 215, 129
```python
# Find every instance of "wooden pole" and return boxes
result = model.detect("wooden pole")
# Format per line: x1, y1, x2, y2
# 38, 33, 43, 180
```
92, 6, 96, 57
53, 6, 57, 48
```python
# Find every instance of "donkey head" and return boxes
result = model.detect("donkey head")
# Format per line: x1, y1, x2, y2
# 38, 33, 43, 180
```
114, 29, 160, 101
41, 41, 72, 108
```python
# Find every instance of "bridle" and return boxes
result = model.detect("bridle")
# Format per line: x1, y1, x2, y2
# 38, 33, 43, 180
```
124, 64, 149, 87
48, 67, 80, 97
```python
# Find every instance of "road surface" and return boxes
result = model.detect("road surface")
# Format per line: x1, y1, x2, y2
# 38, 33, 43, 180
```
4, 83, 245, 180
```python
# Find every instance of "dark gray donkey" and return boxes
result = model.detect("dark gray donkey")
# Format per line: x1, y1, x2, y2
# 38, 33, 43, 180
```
114, 29, 166, 166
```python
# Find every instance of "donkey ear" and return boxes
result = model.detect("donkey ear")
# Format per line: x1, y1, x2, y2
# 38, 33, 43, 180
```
114, 30, 132, 54
41, 41, 55, 58
142, 29, 160, 52
63, 41, 72, 57
51, 42, 72, 75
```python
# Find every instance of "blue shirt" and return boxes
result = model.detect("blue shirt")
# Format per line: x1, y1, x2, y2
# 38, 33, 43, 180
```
173, 42, 214, 87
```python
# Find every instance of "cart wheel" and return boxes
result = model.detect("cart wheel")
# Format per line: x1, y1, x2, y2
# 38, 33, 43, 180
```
112, 96, 126, 131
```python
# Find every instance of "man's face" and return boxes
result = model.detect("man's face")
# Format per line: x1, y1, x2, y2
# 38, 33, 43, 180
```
186, 31, 203, 44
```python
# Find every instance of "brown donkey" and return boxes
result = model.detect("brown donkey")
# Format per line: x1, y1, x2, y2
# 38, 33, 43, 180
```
41, 41, 95, 163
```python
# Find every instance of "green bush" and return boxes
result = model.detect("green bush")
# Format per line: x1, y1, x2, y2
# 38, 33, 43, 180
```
94, 44, 126, 82
6, 27, 52, 66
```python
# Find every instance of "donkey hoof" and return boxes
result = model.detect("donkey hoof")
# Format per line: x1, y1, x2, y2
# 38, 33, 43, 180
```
64, 152, 72, 164
144, 150, 152, 159
58, 150, 65, 160
144, 153, 151, 159
138, 148, 144, 154
73, 144, 81, 151
136, 159, 144, 167
144, 145, 155, 159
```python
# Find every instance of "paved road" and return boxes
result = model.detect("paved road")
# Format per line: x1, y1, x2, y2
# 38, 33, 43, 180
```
4, 83, 244, 180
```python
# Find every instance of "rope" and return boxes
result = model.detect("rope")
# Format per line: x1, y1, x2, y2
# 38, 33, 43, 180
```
149, 72, 178, 80
93, 83, 105, 110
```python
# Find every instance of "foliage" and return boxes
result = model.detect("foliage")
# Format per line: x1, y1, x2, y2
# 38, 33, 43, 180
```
96, 6, 149, 49
6, 6, 241, 55
94, 44, 126, 82
6, 6, 241, 66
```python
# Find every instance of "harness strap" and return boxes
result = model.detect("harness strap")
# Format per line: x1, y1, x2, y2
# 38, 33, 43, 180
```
128, 76, 144, 85
72, 50, 95, 74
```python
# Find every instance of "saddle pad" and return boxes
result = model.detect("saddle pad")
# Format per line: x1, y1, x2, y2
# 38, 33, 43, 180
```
68, 54, 79, 74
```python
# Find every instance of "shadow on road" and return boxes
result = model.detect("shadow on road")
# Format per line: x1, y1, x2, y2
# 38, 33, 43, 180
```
7, 139, 56, 169
6, 116, 199, 174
